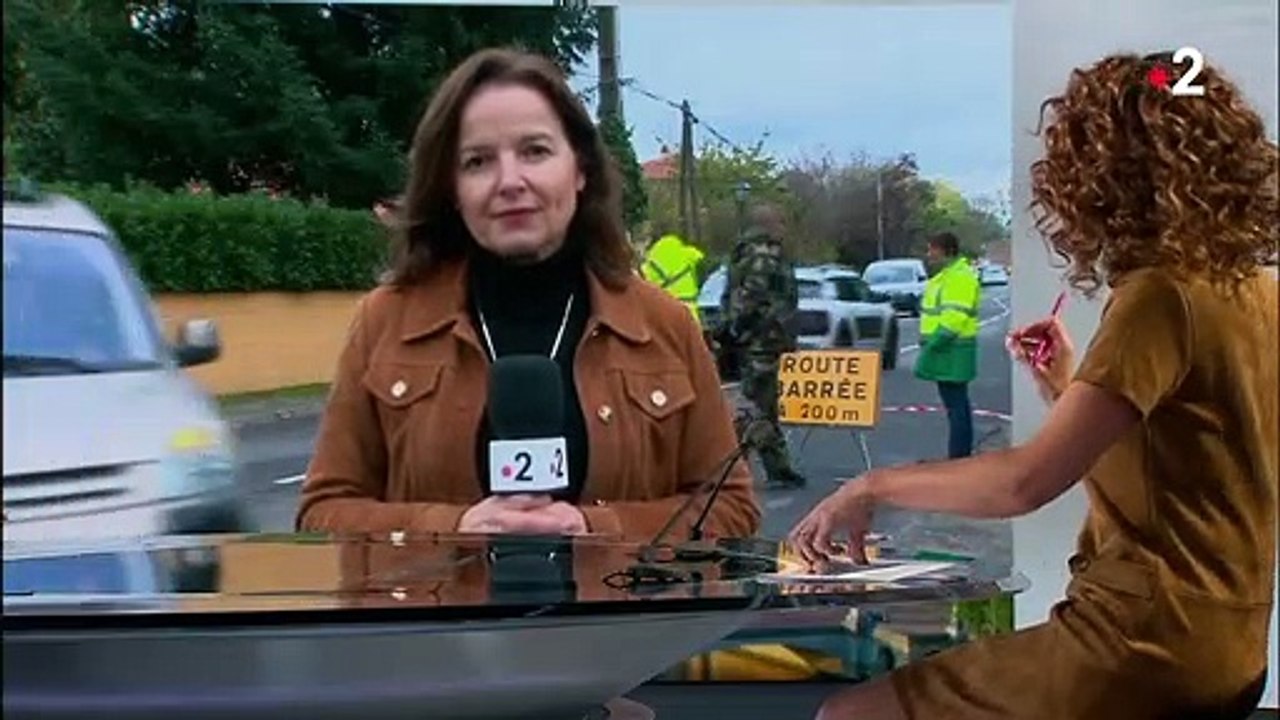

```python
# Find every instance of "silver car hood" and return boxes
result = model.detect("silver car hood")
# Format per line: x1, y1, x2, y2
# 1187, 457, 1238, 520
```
3, 370, 220, 476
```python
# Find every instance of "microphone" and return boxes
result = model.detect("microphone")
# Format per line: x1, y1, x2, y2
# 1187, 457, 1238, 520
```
488, 355, 564, 441
485, 355, 569, 496
485, 355, 575, 600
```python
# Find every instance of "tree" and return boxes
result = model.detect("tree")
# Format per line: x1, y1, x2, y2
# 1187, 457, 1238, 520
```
920, 180, 1010, 258
876, 153, 936, 261
597, 113, 647, 232
643, 139, 798, 264
4, 1, 597, 207
921, 181, 970, 236
777, 151, 935, 268
783, 150, 875, 265
636, 141, 1011, 270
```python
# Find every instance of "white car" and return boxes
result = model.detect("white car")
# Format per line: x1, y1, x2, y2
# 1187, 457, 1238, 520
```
792, 266, 900, 370
3, 182, 247, 543
862, 258, 929, 316
696, 264, 900, 372
979, 263, 1010, 286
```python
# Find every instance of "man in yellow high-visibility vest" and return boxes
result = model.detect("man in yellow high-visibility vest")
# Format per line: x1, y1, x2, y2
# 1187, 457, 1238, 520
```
914, 231, 981, 458
641, 232, 705, 324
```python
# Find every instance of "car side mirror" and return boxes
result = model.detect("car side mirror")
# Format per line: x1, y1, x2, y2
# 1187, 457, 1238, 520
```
173, 319, 221, 367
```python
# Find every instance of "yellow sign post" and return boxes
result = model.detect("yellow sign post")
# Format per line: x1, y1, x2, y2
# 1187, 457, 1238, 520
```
776, 349, 882, 477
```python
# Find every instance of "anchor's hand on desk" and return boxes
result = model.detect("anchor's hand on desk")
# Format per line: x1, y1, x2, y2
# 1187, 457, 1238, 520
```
787, 478, 875, 566
458, 494, 588, 535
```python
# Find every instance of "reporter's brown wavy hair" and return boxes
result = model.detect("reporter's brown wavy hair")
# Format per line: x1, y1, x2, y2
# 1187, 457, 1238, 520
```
1029, 51, 1278, 298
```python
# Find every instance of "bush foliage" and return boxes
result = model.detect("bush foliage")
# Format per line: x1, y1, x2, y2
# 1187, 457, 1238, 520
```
57, 184, 387, 293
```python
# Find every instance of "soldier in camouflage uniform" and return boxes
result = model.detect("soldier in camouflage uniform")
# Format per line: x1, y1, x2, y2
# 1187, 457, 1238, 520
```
722, 204, 807, 489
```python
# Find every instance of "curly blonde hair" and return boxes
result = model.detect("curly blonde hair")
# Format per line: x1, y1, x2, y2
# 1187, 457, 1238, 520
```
1029, 51, 1278, 298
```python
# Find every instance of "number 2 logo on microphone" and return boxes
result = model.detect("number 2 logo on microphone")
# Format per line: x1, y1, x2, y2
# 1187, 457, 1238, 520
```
489, 438, 569, 493
502, 451, 535, 483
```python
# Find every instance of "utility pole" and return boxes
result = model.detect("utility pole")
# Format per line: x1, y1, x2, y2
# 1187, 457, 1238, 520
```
679, 100, 695, 243
687, 125, 702, 245
596, 5, 621, 121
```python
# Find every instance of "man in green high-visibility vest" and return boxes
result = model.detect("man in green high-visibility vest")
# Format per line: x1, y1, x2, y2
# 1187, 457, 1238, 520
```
915, 231, 981, 458
641, 231, 705, 324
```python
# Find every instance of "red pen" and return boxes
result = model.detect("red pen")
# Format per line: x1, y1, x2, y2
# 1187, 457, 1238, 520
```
1031, 291, 1067, 366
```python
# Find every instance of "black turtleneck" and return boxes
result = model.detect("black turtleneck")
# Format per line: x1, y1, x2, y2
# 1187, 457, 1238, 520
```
467, 244, 591, 501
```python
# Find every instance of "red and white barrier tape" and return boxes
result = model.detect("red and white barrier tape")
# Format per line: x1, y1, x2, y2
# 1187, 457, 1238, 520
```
881, 404, 1012, 422
723, 383, 1012, 422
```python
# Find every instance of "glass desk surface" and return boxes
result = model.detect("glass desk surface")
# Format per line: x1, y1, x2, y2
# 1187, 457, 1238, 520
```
3, 532, 1027, 626
3, 533, 1029, 720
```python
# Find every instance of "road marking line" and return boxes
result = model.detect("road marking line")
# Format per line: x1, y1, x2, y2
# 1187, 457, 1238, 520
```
273, 474, 306, 486
765, 496, 795, 510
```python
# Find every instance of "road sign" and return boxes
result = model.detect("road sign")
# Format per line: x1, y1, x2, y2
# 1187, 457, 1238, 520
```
777, 350, 882, 428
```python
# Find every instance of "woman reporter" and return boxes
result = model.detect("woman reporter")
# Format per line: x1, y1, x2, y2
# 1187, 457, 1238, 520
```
297, 48, 759, 542
793, 51, 1277, 719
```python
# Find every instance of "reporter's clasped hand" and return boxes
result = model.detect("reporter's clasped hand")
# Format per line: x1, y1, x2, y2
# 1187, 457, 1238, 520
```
457, 494, 588, 535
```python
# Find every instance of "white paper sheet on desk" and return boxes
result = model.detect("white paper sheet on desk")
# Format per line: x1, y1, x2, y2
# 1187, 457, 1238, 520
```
758, 559, 957, 583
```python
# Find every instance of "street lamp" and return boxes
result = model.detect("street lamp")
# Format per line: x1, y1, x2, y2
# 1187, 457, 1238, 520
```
734, 181, 751, 236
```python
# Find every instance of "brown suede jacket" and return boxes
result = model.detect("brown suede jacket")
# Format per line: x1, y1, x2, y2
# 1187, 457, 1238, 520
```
296, 258, 761, 542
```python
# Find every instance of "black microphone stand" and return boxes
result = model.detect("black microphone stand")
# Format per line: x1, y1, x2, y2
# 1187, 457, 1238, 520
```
634, 416, 767, 565
673, 442, 753, 562
607, 434, 752, 591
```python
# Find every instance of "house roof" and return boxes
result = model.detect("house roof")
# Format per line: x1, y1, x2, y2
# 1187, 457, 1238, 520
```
641, 153, 679, 181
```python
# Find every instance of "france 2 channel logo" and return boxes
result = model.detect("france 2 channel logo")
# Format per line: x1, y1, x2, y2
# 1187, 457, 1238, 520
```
1146, 46, 1206, 97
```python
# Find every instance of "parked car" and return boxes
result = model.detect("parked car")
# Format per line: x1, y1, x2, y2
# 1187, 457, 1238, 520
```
861, 258, 928, 316
979, 263, 1009, 286
792, 266, 900, 370
3, 181, 249, 543
696, 264, 901, 375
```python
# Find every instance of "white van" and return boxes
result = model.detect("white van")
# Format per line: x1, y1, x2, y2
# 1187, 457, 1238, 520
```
3, 183, 247, 542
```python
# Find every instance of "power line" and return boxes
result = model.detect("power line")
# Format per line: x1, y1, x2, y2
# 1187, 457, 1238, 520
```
575, 70, 751, 154
623, 78, 742, 148
624, 78, 749, 153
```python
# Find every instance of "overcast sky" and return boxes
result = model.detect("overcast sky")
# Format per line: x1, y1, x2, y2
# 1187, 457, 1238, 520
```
570, 3, 1012, 202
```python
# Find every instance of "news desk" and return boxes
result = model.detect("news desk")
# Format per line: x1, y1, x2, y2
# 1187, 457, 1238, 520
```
3, 533, 1027, 720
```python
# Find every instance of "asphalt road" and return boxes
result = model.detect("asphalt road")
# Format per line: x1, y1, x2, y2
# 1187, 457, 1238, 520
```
231, 286, 1014, 568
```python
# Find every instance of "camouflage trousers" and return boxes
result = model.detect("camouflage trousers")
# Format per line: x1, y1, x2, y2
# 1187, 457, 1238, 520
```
738, 350, 798, 482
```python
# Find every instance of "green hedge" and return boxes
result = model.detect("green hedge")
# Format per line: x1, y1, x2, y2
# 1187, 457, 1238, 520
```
53, 184, 388, 293
952, 595, 1015, 638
